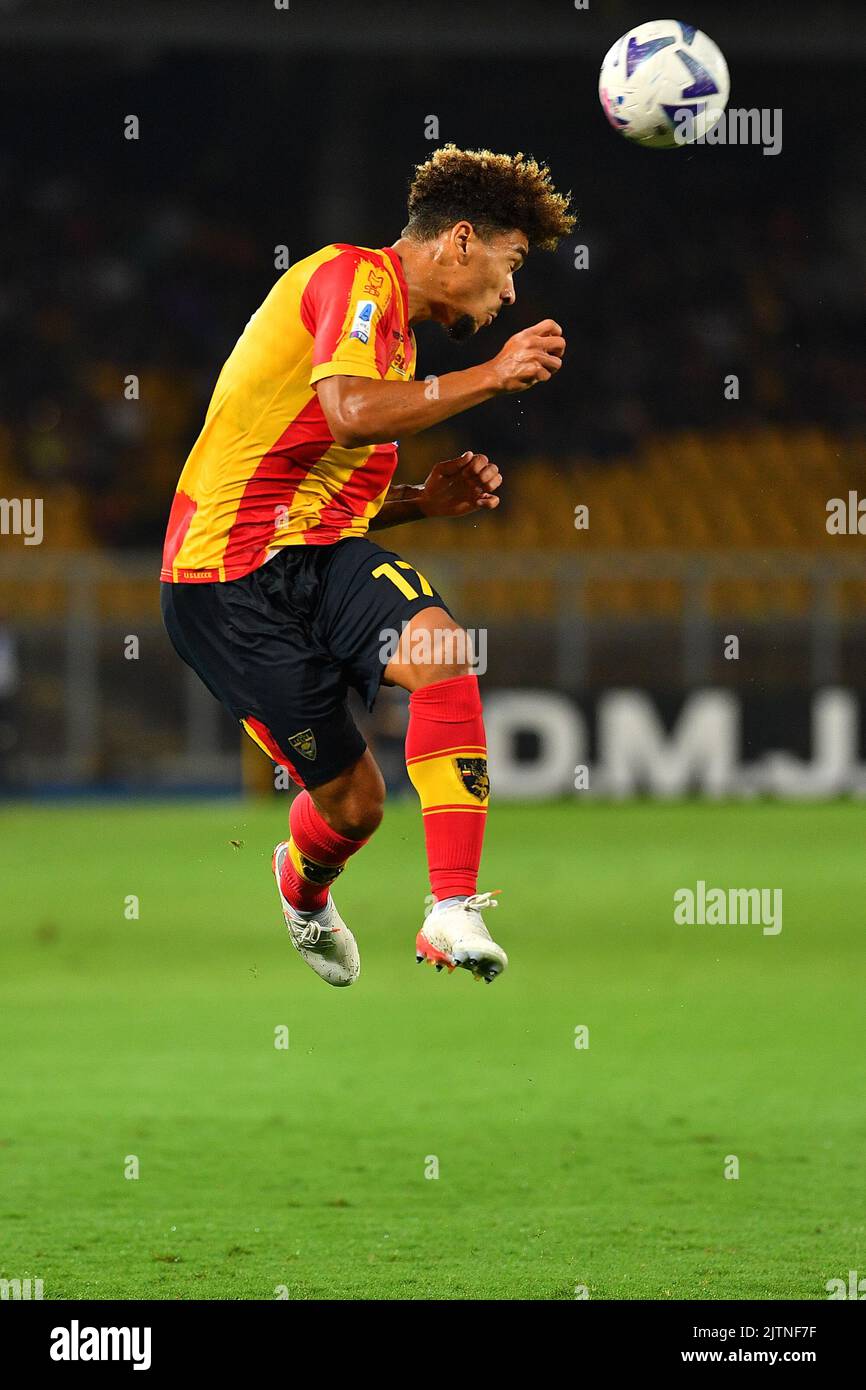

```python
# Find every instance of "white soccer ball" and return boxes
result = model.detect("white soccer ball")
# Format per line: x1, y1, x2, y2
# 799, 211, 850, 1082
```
598, 19, 730, 149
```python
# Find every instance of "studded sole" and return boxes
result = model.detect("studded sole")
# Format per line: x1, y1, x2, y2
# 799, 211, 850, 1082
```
415, 932, 503, 984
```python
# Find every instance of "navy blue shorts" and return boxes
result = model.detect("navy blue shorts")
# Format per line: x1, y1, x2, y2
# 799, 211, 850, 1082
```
160, 537, 452, 788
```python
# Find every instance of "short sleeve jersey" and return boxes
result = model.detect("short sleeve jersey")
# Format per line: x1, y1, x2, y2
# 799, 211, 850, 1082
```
160, 244, 416, 583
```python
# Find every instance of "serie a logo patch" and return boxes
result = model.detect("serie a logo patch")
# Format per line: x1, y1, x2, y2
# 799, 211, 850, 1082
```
288, 728, 317, 761
454, 757, 490, 802
348, 299, 376, 344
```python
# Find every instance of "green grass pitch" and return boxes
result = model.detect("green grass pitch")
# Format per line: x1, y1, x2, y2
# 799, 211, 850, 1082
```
1, 799, 863, 1300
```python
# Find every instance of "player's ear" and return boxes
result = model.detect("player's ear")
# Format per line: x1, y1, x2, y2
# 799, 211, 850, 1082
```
451, 221, 473, 261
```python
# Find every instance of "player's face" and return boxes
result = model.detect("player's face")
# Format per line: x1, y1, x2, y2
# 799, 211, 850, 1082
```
441, 226, 528, 342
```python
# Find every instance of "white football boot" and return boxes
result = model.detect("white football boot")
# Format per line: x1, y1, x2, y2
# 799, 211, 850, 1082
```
416, 891, 507, 984
272, 842, 360, 987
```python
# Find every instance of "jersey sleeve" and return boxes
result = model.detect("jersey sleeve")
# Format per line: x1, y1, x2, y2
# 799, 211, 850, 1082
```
305, 251, 395, 386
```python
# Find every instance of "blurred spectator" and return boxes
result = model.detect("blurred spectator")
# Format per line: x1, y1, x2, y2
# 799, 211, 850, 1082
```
2, 50, 863, 550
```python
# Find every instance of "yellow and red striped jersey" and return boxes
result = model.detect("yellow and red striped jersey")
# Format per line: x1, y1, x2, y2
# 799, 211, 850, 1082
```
160, 243, 416, 583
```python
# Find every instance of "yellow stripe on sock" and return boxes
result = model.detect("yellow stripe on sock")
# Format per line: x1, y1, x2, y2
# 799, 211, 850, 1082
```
407, 750, 490, 808
406, 744, 486, 767
288, 837, 346, 885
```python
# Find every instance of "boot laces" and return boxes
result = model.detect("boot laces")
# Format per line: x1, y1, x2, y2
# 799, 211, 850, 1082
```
288, 913, 336, 950
423, 890, 501, 921
293, 920, 323, 947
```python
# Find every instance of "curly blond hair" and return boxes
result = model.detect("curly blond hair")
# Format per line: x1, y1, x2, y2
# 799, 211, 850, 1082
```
404, 144, 575, 252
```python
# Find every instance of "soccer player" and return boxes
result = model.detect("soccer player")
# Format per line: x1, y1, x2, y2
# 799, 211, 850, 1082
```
160, 145, 573, 987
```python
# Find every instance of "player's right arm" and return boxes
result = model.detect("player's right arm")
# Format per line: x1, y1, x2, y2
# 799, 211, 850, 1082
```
317, 320, 566, 448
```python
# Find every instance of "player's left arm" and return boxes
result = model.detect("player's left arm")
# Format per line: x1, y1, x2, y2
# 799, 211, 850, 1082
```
369, 451, 502, 530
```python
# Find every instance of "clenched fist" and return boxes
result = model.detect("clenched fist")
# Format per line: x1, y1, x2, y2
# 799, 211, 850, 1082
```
419, 451, 503, 517
486, 319, 566, 393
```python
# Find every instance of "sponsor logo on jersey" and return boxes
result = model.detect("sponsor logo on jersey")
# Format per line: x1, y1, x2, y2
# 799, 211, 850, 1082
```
363, 269, 385, 297
454, 756, 490, 802
388, 328, 411, 376
288, 728, 317, 760
348, 299, 376, 344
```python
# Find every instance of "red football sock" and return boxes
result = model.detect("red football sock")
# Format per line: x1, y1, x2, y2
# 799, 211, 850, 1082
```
280, 791, 369, 913
405, 674, 489, 901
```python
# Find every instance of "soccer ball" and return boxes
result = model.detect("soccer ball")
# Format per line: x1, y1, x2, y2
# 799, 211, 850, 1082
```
598, 19, 729, 149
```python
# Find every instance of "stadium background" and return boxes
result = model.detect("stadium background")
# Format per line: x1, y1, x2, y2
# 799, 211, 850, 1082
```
1, 0, 864, 1302
1, 0, 864, 795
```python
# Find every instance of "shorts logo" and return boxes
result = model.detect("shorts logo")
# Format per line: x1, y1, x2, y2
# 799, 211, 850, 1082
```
348, 299, 376, 344
454, 757, 490, 802
288, 728, 317, 761
300, 855, 344, 886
